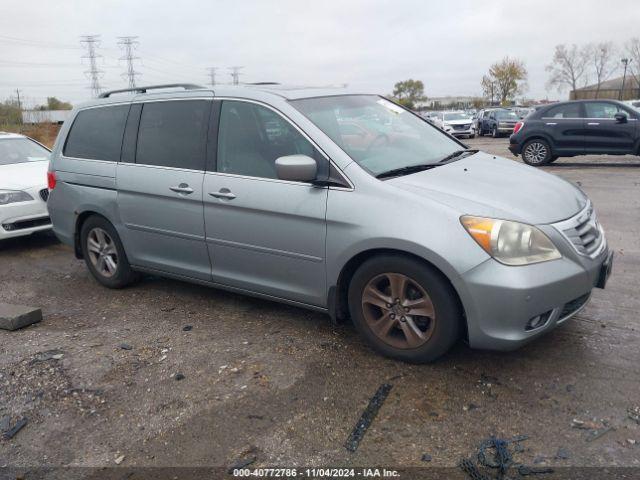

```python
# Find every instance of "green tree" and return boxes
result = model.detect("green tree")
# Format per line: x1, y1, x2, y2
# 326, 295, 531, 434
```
392, 79, 426, 110
37, 97, 73, 111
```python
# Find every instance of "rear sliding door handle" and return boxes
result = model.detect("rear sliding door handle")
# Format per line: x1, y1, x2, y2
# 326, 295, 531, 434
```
587, 122, 600, 126
170, 183, 194, 194
209, 189, 236, 200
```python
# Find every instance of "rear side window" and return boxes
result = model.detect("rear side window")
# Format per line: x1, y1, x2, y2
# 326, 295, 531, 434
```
64, 105, 129, 161
136, 100, 210, 170
544, 103, 582, 119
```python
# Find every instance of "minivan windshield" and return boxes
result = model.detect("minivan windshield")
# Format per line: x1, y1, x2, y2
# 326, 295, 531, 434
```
0, 138, 50, 166
291, 95, 462, 176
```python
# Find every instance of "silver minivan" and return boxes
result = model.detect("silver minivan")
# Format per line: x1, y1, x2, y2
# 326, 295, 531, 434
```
47, 84, 613, 363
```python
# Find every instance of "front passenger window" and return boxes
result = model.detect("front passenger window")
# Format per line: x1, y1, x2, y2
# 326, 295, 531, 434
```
585, 102, 620, 119
217, 101, 316, 180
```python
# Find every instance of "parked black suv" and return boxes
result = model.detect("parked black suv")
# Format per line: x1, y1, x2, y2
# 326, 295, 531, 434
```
509, 100, 639, 166
476, 108, 519, 137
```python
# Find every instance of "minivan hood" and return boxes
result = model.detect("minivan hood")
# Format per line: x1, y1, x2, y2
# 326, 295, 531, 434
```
444, 119, 472, 126
0, 161, 49, 190
388, 152, 586, 224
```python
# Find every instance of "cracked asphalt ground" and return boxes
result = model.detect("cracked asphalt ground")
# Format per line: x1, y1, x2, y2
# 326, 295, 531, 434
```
1, 137, 639, 477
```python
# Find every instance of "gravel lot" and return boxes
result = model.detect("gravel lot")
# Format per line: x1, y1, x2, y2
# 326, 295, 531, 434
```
1, 137, 639, 477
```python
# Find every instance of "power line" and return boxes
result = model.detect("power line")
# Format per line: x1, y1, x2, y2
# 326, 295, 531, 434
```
80, 35, 104, 98
229, 66, 244, 85
118, 36, 141, 89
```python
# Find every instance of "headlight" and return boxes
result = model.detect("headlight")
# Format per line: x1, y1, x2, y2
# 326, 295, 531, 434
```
461, 216, 561, 266
0, 190, 34, 205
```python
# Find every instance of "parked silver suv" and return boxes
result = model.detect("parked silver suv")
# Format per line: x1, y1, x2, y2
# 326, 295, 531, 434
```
47, 84, 613, 363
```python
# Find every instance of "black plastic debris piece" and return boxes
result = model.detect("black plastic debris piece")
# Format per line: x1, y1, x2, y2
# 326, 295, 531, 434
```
421, 453, 432, 462
118, 343, 133, 350
227, 456, 256, 474
478, 437, 512, 477
182, 325, 193, 331
2, 417, 27, 440
345, 383, 392, 452
174, 373, 185, 381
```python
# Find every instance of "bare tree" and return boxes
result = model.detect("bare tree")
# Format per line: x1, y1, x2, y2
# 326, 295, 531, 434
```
546, 44, 590, 96
627, 38, 640, 98
589, 42, 617, 98
481, 75, 497, 104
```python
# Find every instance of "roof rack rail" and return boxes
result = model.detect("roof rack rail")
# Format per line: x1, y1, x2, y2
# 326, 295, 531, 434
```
98, 83, 205, 98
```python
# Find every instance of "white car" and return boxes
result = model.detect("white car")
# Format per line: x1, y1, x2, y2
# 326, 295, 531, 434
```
0, 132, 51, 240
433, 111, 475, 138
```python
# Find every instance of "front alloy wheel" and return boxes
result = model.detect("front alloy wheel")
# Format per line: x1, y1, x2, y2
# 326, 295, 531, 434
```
361, 273, 436, 349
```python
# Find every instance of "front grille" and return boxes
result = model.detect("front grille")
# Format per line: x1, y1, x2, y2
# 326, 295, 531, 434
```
559, 293, 590, 319
39, 188, 49, 202
453, 124, 471, 130
2, 216, 51, 232
554, 202, 604, 258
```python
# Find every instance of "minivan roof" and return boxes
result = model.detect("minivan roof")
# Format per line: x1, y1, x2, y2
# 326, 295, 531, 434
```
76, 84, 376, 110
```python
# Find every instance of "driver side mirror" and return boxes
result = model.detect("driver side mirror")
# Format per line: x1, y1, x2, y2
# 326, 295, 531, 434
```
614, 112, 628, 123
275, 155, 317, 182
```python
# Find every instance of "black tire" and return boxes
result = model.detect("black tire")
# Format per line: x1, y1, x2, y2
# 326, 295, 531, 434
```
80, 215, 137, 288
522, 139, 553, 166
491, 125, 499, 138
468, 133, 476, 139
348, 254, 462, 363
549, 155, 559, 163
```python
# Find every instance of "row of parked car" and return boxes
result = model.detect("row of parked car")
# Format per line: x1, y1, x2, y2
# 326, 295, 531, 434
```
422, 107, 531, 139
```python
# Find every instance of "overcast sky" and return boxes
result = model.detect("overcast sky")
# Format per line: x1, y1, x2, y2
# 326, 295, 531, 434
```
1, 0, 639, 107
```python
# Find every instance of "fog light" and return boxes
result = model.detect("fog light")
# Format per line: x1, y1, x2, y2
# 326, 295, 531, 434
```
525, 311, 551, 331
2, 223, 13, 231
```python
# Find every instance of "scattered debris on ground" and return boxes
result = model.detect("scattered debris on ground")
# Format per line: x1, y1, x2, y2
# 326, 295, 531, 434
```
114, 454, 125, 465
174, 373, 185, 381
182, 325, 193, 331
2, 417, 28, 440
628, 407, 640, 425
118, 343, 133, 350
459, 435, 554, 480
421, 453, 432, 462
345, 383, 393, 452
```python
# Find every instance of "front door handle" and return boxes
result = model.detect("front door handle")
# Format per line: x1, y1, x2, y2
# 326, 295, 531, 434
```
587, 122, 600, 126
209, 189, 236, 200
170, 183, 194, 194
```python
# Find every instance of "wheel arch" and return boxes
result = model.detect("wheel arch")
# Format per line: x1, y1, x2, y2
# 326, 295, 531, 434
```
330, 247, 468, 340
521, 133, 556, 153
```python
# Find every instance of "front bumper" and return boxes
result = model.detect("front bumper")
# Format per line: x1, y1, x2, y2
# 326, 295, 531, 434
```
445, 126, 474, 137
460, 233, 610, 351
0, 187, 51, 240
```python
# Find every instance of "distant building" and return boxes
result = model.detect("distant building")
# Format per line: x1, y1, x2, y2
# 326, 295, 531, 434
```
22, 110, 71, 125
571, 76, 640, 101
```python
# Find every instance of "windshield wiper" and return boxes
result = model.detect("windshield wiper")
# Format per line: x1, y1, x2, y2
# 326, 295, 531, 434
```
375, 163, 439, 179
437, 149, 478, 164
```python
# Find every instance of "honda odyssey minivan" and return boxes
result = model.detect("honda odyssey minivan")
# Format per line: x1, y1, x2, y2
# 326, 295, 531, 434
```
47, 84, 613, 363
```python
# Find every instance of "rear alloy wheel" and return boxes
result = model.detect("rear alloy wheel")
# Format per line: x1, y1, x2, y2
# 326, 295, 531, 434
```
522, 139, 552, 166
80, 215, 137, 288
348, 255, 461, 363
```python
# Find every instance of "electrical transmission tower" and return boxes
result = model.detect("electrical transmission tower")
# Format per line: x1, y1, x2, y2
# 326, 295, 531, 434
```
118, 36, 141, 89
229, 66, 244, 85
207, 67, 218, 87
80, 35, 104, 97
